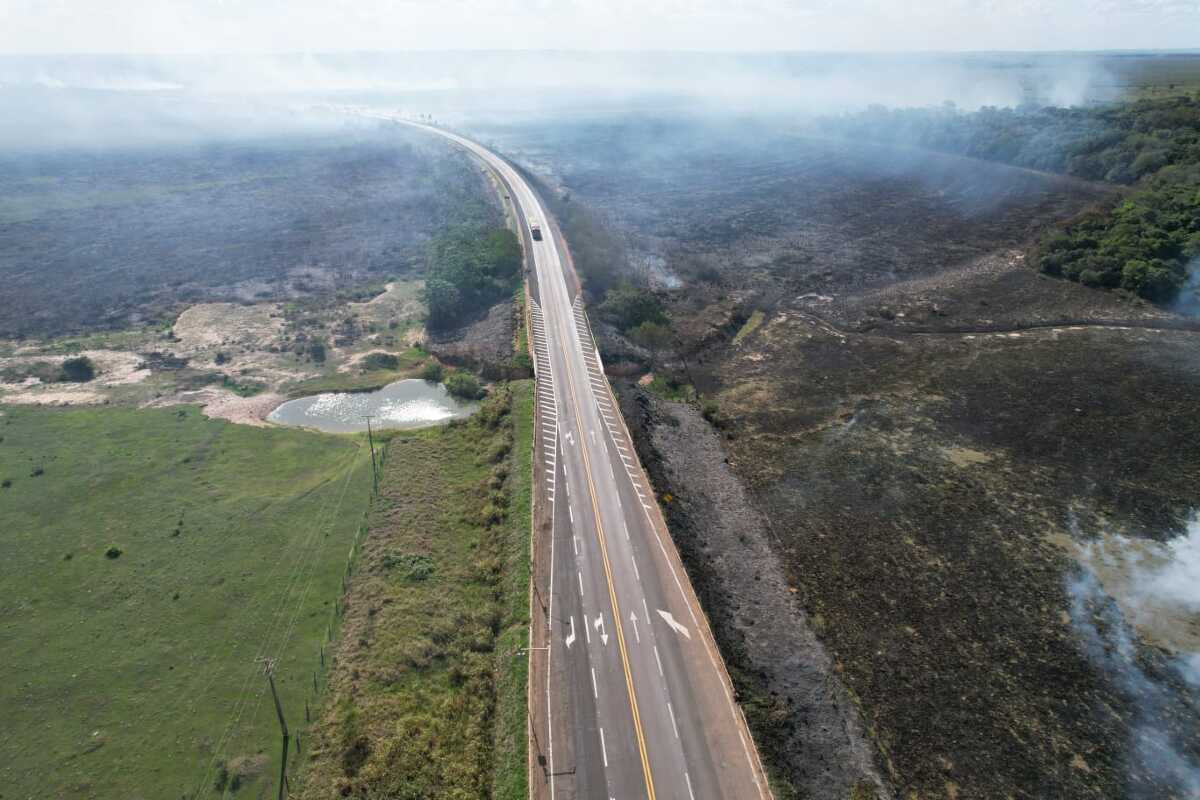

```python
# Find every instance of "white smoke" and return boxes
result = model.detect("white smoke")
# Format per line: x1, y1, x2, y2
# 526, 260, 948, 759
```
1068, 516, 1200, 795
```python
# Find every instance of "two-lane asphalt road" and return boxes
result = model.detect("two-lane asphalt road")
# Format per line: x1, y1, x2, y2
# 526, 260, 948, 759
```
371, 114, 771, 800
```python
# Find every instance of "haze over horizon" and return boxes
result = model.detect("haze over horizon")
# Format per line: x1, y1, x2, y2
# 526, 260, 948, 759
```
1, 0, 1198, 55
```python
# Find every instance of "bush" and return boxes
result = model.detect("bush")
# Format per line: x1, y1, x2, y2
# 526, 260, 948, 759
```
701, 399, 728, 429
60, 356, 95, 382
421, 361, 444, 383
598, 284, 667, 332
361, 352, 400, 372
104, 546, 123, 559
444, 371, 484, 400
307, 340, 327, 363
1, 478, 11, 489
381, 552, 435, 582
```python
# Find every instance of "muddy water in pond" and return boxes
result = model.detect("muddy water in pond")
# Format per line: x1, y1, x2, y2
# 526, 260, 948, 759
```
268, 379, 477, 433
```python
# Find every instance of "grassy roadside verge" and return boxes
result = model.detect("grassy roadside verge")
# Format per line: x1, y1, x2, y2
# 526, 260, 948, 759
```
296, 380, 532, 798
0, 404, 373, 798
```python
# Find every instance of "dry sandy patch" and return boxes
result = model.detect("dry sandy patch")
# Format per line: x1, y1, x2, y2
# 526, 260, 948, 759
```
172, 302, 283, 354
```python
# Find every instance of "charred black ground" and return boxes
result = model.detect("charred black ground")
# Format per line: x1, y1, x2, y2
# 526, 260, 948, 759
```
484, 114, 1200, 798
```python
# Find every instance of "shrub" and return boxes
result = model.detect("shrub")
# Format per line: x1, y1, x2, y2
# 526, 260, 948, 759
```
307, 340, 327, 363
105, 546, 123, 559
381, 552, 435, 582
421, 361, 444, 383
701, 399, 728, 429
1, 478, 10, 489
60, 356, 96, 382
361, 351, 400, 371
444, 371, 483, 400
30, 466, 44, 477
599, 284, 667, 331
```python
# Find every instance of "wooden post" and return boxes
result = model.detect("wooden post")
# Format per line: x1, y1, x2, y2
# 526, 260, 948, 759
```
362, 415, 379, 495
259, 660, 289, 800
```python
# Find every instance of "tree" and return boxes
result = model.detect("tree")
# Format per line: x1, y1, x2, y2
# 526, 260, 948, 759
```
421, 361, 444, 383
628, 321, 673, 369
307, 340, 327, 364
60, 356, 95, 382
444, 371, 483, 400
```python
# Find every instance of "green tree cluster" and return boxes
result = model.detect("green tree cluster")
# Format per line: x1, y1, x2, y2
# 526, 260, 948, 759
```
824, 96, 1200, 303
597, 283, 668, 331
825, 96, 1200, 185
1037, 164, 1200, 301
423, 226, 522, 330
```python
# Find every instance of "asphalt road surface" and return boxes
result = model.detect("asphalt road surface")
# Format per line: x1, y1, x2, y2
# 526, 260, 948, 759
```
372, 114, 772, 800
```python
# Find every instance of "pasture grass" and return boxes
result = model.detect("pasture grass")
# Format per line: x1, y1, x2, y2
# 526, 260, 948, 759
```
0, 403, 373, 798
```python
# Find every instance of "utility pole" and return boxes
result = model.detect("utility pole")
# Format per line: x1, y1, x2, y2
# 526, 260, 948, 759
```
362, 415, 379, 495
258, 658, 290, 800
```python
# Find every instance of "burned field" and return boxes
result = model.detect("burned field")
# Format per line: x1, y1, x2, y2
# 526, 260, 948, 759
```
495, 117, 1200, 798
0, 127, 491, 338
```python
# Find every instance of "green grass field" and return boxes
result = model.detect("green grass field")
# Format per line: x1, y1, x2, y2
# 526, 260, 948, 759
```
297, 381, 532, 799
0, 404, 373, 798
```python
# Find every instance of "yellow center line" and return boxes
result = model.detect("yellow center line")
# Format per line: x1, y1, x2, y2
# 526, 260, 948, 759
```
558, 290, 657, 800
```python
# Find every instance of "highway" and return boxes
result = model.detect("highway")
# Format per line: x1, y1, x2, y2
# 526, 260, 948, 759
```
376, 115, 772, 800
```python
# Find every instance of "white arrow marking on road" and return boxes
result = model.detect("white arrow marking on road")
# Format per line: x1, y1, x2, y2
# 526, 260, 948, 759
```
629, 611, 640, 643
565, 615, 576, 649
594, 613, 608, 646
657, 609, 692, 640
565, 431, 574, 446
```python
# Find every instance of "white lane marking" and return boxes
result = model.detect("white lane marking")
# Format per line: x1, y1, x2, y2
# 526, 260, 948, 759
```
591, 667, 598, 699
573, 535, 579, 556
568, 506, 573, 523
629, 611, 640, 643
657, 609, 692, 640
578, 571, 584, 598
642, 597, 650, 623
685, 771, 696, 800
623, 521, 629, 540
631, 555, 640, 582
593, 613, 608, 645
565, 616, 576, 648
585, 614, 591, 644
667, 702, 679, 739
599, 727, 609, 768
653, 645, 664, 677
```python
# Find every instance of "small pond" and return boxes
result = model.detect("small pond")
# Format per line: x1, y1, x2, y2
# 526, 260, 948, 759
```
268, 379, 478, 433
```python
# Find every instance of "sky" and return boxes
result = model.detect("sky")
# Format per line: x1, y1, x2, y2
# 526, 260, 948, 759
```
0, 0, 1197, 54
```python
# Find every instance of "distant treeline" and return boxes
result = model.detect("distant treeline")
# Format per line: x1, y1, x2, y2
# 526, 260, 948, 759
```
822, 96, 1200, 302
422, 225, 523, 330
